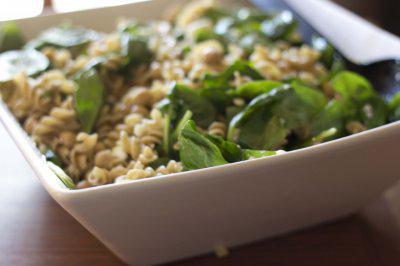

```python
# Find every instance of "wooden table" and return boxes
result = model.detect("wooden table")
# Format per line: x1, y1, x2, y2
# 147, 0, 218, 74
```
1, 121, 400, 266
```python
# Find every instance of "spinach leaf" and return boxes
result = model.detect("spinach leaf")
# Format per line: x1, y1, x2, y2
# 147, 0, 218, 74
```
200, 87, 233, 112
311, 35, 335, 68
361, 96, 387, 129
243, 149, 277, 160
118, 21, 153, 69
238, 32, 270, 54
236, 8, 271, 23
237, 112, 290, 150
206, 135, 243, 163
312, 128, 338, 145
234, 80, 284, 99
194, 28, 227, 50
270, 82, 326, 138
202, 8, 230, 23
26, 26, 98, 55
389, 92, 400, 121
47, 162, 75, 189
0, 22, 25, 52
298, 127, 338, 148
45, 149, 63, 167
120, 33, 153, 67
178, 120, 228, 170
260, 11, 297, 41
173, 110, 193, 141
0, 50, 49, 83
168, 84, 216, 128
229, 83, 326, 149
75, 68, 105, 133
311, 100, 347, 137
203, 60, 263, 89
332, 71, 375, 104
228, 86, 292, 149
331, 71, 387, 128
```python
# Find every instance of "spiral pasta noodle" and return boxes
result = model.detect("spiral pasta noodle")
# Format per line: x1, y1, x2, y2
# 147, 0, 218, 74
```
0, 0, 340, 189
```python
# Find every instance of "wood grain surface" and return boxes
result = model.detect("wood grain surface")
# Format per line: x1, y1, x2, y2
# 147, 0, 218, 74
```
1, 1, 400, 265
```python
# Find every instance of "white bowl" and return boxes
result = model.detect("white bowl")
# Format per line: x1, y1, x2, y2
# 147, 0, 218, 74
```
1, 0, 400, 265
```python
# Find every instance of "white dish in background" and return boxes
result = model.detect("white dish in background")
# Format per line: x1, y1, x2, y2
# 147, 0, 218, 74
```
1, 0, 400, 265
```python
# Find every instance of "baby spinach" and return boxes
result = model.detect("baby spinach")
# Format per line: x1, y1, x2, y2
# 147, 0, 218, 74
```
229, 83, 326, 150
236, 7, 271, 23
234, 80, 284, 99
119, 21, 153, 68
0, 22, 25, 52
260, 11, 297, 41
389, 92, 400, 121
26, 26, 98, 55
120, 33, 153, 67
168, 83, 216, 128
203, 60, 263, 89
206, 135, 243, 163
202, 8, 230, 23
331, 71, 387, 129
0, 49, 49, 83
75, 68, 105, 133
200, 87, 233, 112
173, 110, 193, 141
311, 100, 347, 137
45, 149, 63, 167
47, 162, 75, 189
228, 86, 292, 149
311, 35, 335, 68
240, 112, 289, 150
178, 120, 278, 169
178, 120, 228, 170
243, 149, 277, 160
332, 71, 375, 104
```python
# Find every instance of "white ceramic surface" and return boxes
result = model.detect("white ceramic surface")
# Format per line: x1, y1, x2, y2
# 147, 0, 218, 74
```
1, 0, 400, 265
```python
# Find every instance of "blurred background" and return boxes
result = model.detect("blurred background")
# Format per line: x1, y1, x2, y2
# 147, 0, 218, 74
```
0, 0, 398, 34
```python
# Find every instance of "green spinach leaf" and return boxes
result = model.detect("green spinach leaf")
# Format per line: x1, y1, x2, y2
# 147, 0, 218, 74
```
260, 11, 297, 41
45, 149, 63, 167
203, 60, 263, 89
178, 120, 228, 170
168, 84, 216, 128
120, 33, 153, 67
26, 26, 98, 55
243, 149, 277, 160
47, 162, 75, 189
389, 92, 400, 121
234, 80, 284, 99
311, 100, 347, 137
0, 22, 25, 52
331, 71, 387, 128
206, 135, 243, 163
0, 50, 49, 83
311, 35, 335, 68
75, 68, 105, 133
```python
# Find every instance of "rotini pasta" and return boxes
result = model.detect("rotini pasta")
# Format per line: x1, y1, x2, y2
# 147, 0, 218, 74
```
1, 0, 389, 190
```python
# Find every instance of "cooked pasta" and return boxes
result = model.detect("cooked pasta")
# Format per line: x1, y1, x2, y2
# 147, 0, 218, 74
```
1, 0, 397, 189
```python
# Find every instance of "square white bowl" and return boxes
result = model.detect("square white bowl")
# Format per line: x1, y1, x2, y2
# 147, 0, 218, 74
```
1, 0, 400, 265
